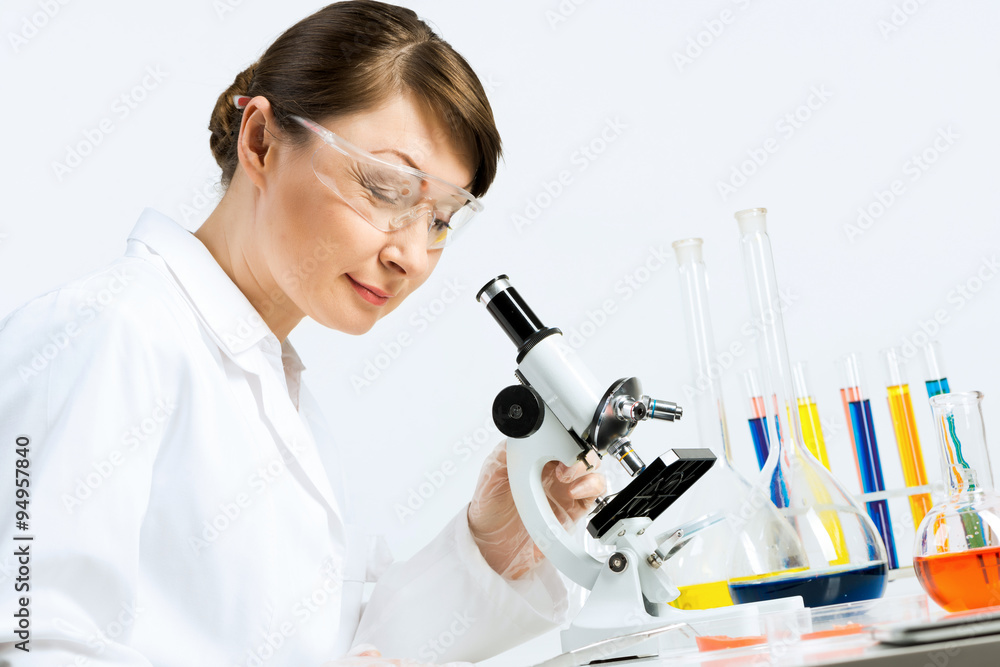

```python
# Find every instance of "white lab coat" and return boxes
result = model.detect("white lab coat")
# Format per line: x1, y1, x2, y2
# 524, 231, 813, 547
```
0, 208, 568, 665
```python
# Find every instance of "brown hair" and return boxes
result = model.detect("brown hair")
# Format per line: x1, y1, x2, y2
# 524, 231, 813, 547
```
208, 0, 500, 196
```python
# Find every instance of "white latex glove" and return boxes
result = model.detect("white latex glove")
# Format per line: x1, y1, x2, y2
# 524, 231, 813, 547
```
322, 645, 473, 666
467, 440, 605, 580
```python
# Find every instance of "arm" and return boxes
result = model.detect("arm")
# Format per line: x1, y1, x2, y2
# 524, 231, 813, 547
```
0, 288, 175, 664
353, 442, 604, 663
352, 506, 569, 664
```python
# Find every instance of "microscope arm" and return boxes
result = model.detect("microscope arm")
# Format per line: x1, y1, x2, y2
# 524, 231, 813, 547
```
506, 403, 604, 590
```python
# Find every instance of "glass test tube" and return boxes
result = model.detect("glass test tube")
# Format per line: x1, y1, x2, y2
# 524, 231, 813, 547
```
744, 368, 771, 471
791, 360, 849, 564
792, 361, 832, 470
839, 353, 900, 570
882, 347, 932, 529
922, 341, 951, 398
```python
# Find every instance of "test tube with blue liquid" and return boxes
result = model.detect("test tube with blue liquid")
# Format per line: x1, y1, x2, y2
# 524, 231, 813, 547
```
744, 368, 770, 470
838, 353, 899, 570
922, 341, 951, 398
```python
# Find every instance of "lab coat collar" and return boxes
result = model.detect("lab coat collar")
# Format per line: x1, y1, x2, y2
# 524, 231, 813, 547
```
128, 209, 344, 520
127, 208, 275, 356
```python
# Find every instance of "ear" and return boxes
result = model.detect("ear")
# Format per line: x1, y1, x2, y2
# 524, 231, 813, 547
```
235, 95, 279, 192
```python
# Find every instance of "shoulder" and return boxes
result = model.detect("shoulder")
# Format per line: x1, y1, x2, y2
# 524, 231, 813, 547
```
0, 254, 201, 386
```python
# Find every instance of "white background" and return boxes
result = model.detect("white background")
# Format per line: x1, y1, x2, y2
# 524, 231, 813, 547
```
3, 0, 999, 664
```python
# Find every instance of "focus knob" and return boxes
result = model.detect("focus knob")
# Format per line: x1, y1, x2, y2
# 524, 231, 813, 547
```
492, 384, 545, 439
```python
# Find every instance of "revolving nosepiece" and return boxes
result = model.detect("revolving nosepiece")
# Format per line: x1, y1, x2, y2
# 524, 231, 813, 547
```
477, 275, 561, 361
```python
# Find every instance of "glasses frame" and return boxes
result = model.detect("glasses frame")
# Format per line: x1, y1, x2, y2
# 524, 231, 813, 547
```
289, 115, 484, 250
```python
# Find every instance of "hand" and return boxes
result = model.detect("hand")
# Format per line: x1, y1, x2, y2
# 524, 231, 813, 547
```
467, 441, 605, 580
322, 645, 473, 666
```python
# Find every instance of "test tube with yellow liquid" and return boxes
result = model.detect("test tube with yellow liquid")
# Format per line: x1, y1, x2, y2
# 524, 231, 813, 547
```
792, 361, 832, 469
792, 361, 849, 565
881, 347, 932, 529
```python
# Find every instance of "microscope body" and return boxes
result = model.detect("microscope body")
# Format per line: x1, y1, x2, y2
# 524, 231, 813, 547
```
478, 276, 731, 651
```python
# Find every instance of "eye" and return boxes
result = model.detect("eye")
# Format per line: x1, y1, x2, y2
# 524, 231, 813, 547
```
365, 182, 400, 204
358, 166, 418, 207
430, 216, 452, 232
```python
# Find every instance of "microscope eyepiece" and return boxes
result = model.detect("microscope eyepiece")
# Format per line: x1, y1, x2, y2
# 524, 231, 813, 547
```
477, 275, 561, 362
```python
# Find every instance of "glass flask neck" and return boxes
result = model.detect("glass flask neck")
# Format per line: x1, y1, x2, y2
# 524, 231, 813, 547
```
673, 238, 738, 468
735, 223, 807, 459
946, 466, 984, 498
931, 391, 994, 494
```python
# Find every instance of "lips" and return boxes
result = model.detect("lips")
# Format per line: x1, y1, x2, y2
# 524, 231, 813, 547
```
347, 275, 394, 306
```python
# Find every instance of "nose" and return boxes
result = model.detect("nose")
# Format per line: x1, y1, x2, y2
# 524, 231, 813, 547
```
380, 216, 430, 277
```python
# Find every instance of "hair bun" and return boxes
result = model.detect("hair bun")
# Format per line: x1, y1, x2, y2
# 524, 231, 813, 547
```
208, 64, 258, 171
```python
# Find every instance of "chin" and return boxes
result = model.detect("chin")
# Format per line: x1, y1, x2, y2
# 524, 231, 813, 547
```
315, 311, 378, 336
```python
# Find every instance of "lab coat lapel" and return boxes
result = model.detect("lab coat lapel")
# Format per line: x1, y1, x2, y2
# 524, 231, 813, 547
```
250, 348, 345, 522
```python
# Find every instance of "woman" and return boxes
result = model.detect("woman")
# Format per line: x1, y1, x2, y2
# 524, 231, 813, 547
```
0, 1, 604, 665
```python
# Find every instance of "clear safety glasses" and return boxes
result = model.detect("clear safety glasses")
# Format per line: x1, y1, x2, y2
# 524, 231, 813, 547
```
290, 116, 483, 250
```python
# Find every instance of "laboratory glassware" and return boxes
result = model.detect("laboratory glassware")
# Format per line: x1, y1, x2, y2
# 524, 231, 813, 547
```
922, 341, 951, 399
913, 392, 1000, 611
919, 341, 984, 487
743, 368, 771, 471
792, 360, 849, 565
665, 238, 802, 610
792, 361, 832, 470
881, 347, 932, 529
838, 353, 900, 570
726, 208, 888, 608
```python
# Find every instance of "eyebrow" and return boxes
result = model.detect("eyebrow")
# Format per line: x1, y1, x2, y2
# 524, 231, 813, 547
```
371, 148, 420, 171
372, 148, 476, 192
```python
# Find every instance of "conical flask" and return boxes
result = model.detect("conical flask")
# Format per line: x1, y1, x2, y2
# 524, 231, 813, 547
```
726, 208, 888, 607
663, 238, 803, 610
914, 391, 1000, 611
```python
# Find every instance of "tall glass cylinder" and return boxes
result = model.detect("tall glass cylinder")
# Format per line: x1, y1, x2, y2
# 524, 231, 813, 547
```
727, 208, 888, 607
673, 238, 737, 468
914, 392, 1000, 611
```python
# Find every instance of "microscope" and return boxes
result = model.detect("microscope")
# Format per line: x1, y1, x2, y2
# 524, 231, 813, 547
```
477, 275, 800, 660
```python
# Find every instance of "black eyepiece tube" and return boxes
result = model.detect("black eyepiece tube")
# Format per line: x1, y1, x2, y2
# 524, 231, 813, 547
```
476, 275, 543, 347
477, 275, 561, 361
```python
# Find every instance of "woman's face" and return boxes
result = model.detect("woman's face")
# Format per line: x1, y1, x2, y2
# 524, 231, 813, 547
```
254, 93, 475, 335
